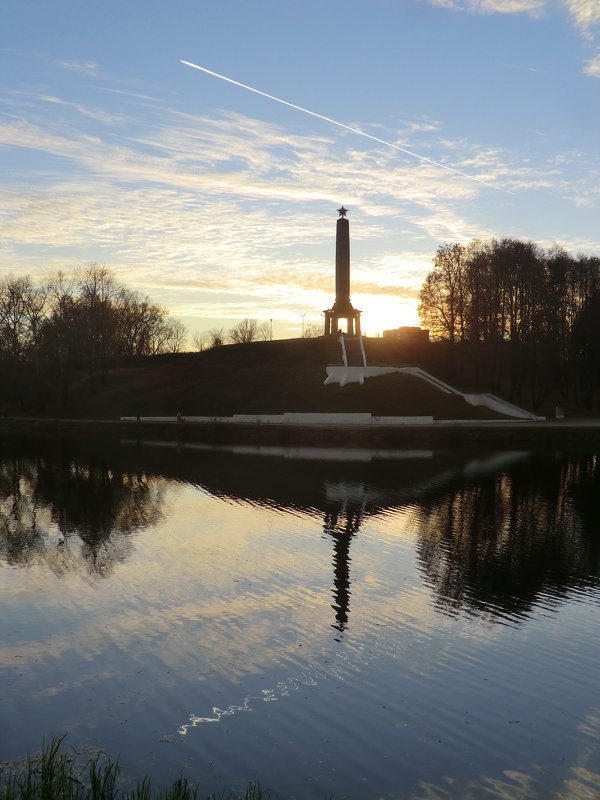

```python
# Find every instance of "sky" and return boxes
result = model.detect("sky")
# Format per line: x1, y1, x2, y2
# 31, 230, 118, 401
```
2, 0, 600, 341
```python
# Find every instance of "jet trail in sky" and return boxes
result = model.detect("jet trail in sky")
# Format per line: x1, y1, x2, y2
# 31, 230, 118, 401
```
180, 59, 505, 192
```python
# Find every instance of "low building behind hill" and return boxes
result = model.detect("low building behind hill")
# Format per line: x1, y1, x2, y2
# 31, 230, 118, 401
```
382, 326, 430, 345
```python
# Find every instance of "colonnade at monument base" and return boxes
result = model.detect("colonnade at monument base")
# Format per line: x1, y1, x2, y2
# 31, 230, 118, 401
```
323, 306, 362, 337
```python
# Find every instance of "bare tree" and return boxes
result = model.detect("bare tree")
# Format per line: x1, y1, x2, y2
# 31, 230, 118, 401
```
76, 264, 120, 384
302, 322, 321, 338
22, 280, 49, 358
256, 320, 272, 341
114, 289, 161, 357
208, 328, 225, 348
0, 276, 32, 359
229, 318, 258, 344
147, 319, 170, 355
45, 272, 78, 407
164, 318, 187, 353
192, 331, 208, 351
418, 243, 466, 343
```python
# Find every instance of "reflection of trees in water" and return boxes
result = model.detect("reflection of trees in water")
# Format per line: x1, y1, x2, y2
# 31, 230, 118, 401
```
0, 456, 42, 564
112, 443, 600, 625
3, 439, 600, 622
415, 455, 600, 618
0, 452, 164, 576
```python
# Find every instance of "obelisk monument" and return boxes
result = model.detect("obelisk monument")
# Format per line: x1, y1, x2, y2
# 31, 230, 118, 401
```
335, 208, 351, 310
324, 206, 361, 336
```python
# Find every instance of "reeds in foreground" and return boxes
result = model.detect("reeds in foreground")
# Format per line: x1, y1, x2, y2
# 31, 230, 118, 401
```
0, 737, 279, 800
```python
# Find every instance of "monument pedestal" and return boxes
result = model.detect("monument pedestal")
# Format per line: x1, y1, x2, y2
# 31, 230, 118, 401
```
324, 304, 362, 336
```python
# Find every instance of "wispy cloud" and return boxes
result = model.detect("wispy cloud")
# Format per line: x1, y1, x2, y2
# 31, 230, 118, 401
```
584, 50, 600, 77
1, 88, 599, 333
426, 0, 457, 8
424, 0, 545, 15
56, 60, 99, 77
564, 0, 600, 37
561, 1, 600, 79
499, 61, 544, 73
426, 1, 600, 100
468, 0, 545, 13
38, 95, 127, 125
180, 60, 502, 193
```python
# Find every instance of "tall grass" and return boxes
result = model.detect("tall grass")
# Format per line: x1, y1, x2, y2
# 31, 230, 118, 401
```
0, 738, 280, 800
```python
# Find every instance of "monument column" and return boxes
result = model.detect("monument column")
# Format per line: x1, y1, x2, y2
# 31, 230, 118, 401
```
324, 206, 361, 336
335, 213, 350, 309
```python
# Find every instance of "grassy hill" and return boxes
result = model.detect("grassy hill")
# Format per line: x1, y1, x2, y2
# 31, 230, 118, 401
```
32, 337, 507, 421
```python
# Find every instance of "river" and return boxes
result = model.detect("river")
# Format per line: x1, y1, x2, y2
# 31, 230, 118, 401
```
1, 435, 599, 799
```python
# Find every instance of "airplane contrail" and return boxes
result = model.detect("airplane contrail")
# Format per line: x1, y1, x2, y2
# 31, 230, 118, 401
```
180, 59, 505, 192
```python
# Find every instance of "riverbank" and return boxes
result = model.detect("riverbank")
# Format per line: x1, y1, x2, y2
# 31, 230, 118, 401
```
4, 413, 600, 447
4, 336, 598, 447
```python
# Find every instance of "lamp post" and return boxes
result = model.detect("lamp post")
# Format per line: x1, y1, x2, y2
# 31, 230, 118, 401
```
301, 314, 305, 338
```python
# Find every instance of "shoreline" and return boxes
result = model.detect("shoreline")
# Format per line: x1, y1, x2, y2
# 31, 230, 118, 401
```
4, 415, 600, 447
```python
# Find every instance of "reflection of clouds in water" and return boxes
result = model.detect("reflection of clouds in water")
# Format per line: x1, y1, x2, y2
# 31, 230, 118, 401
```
419, 761, 600, 800
180, 697, 253, 731
178, 665, 353, 736
473, 771, 536, 800
561, 767, 600, 800
179, 682, 305, 735
0, 505, 333, 683
7, 446, 591, 692
4, 443, 600, 799
176, 586, 436, 742
564, 710, 600, 798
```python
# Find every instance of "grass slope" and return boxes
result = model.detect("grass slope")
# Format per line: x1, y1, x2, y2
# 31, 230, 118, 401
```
52, 338, 504, 421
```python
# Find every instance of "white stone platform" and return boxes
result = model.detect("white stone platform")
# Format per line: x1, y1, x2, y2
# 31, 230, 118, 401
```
324, 365, 543, 420
120, 413, 435, 426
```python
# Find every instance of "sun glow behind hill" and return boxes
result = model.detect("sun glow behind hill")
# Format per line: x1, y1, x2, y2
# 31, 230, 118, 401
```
164, 250, 426, 340
357, 294, 421, 337
4, 1, 600, 347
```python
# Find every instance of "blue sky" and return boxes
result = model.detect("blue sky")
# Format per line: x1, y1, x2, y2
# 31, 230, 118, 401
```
2, 0, 600, 339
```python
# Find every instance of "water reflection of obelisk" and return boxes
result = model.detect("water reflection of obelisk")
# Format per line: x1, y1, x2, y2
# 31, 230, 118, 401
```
324, 207, 362, 336
323, 482, 366, 632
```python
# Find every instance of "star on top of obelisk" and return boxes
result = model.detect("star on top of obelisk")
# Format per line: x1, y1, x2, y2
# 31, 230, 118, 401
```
337, 205, 348, 218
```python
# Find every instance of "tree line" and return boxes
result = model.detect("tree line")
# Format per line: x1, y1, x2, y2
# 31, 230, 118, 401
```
418, 239, 600, 408
8, 237, 600, 415
0, 265, 186, 364
0, 265, 186, 409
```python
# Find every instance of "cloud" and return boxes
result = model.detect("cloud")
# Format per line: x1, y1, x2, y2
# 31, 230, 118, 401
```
56, 60, 99, 77
2, 87, 599, 333
0, 99, 493, 218
500, 61, 544, 73
38, 94, 127, 125
424, 0, 545, 14
564, 0, 600, 36
426, 0, 600, 82
426, 0, 456, 7
469, 0, 545, 13
584, 50, 600, 77
561, 2, 600, 79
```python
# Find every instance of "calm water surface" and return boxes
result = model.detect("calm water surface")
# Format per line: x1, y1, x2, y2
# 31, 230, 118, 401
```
1, 436, 600, 799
